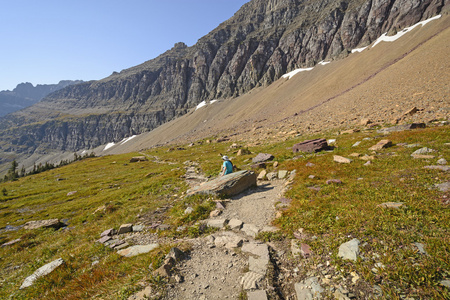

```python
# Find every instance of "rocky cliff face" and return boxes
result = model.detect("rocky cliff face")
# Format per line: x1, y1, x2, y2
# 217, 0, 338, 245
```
0, 0, 447, 156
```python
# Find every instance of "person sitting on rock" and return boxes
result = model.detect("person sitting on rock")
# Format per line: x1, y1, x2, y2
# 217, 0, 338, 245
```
221, 155, 233, 176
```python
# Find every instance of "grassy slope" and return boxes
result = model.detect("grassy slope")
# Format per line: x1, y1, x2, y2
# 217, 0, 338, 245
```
0, 123, 448, 299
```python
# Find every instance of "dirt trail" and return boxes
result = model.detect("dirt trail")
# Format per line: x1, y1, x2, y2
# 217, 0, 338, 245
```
164, 180, 285, 300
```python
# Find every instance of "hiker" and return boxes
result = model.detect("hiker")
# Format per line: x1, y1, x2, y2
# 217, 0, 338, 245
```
220, 155, 233, 176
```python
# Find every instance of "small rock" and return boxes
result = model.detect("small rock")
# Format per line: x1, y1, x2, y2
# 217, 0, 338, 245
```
206, 219, 228, 229
67, 191, 77, 196
338, 238, 360, 261
434, 182, 450, 192
334, 155, 352, 164
306, 162, 315, 167
308, 175, 315, 179
117, 244, 159, 257
266, 172, 277, 180
228, 219, 244, 230
209, 210, 222, 217
294, 277, 324, 299
257, 170, 267, 180
300, 243, 312, 258
326, 179, 342, 185
413, 242, 428, 255
368, 139, 392, 151
291, 240, 301, 256
166, 247, 185, 262
437, 158, 448, 165
241, 271, 264, 290
423, 165, 450, 172
278, 170, 288, 179
130, 156, 148, 162
242, 223, 260, 237
100, 228, 116, 237
1, 238, 21, 247
379, 202, 404, 209
184, 207, 194, 214
440, 280, 450, 288
24, 219, 63, 230
352, 141, 361, 147
132, 225, 145, 232
247, 290, 268, 300
252, 153, 274, 163
118, 224, 133, 234
412, 147, 435, 155
20, 258, 65, 289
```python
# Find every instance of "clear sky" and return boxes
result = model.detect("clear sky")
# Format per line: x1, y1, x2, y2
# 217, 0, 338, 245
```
0, 0, 250, 91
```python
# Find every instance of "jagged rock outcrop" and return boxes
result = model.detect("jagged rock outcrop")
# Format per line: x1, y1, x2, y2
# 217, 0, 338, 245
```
0, 0, 447, 157
0, 80, 83, 118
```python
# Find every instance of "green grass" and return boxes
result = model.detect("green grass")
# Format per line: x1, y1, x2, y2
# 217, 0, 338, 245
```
0, 125, 448, 299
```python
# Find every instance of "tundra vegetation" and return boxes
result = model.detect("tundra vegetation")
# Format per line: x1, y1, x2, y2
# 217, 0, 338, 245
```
0, 124, 448, 299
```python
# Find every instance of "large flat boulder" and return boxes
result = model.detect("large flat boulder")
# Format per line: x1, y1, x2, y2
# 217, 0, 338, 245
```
293, 138, 328, 153
187, 170, 257, 197
377, 123, 425, 134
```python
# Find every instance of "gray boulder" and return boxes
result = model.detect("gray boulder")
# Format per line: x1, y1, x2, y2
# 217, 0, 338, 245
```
186, 170, 257, 197
252, 153, 274, 163
20, 258, 65, 289
293, 138, 328, 153
338, 238, 360, 261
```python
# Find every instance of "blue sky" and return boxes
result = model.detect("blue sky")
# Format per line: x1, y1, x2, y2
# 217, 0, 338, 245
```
0, 0, 250, 91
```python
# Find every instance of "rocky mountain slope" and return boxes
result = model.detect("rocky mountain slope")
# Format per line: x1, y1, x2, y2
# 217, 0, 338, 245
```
0, 0, 448, 174
0, 81, 83, 117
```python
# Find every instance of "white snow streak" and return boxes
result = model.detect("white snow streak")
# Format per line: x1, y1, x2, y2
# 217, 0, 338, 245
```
120, 135, 137, 145
103, 142, 115, 151
373, 15, 441, 47
351, 46, 368, 53
195, 101, 207, 110
318, 61, 330, 65
282, 67, 314, 79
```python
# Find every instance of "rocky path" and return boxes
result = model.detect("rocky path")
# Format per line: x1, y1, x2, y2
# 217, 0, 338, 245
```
163, 179, 286, 300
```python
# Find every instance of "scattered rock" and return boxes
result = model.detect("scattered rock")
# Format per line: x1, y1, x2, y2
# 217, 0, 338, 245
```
228, 219, 243, 230
242, 223, 260, 237
403, 106, 418, 116
257, 170, 267, 180
67, 191, 77, 196
341, 129, 360, 134
98, 236, 112, 244
266, 172, 277, 180
440, 280, 450, 288
247, 290, 268, 300
209, 209, 222, 217
352, 141, 361, 147
118, 224, 133, 234
24, 219, 64, 230
360, 118, 372, 126
292, 138, 328, 153
127, 286, 153, 300
184, 207, 194, 214
241, 271, 264, 290
20, 258, 65, 289
306, 162, 315, 167
300, 243, 312, 258
294, 277, 324, 299
368, 139, 392, 151
437, 158, 448, 165
166, 247, 185, 262
412, 147, 435, 155
187, 170, 257, 197
379, 202, 404, 209
132, 225, 145, 232
1, 238, 21, 247
117, 244, 159, 257
206, 219, 228, 229
434, 182, 450, 192
424, 165, 450, 172
338, 238, 360, 261
237, 148, 251, 156
326, 179, 342, 185
278, 170, 288, 179
413, 242, 428, 255
100, 228, 116, 237
252, 153, 274, 163
130, 156, 148, 162
291, 240, 301, 256
252, 162, 267, 169
377, 123, 426, 134
334, 155, 352, 164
